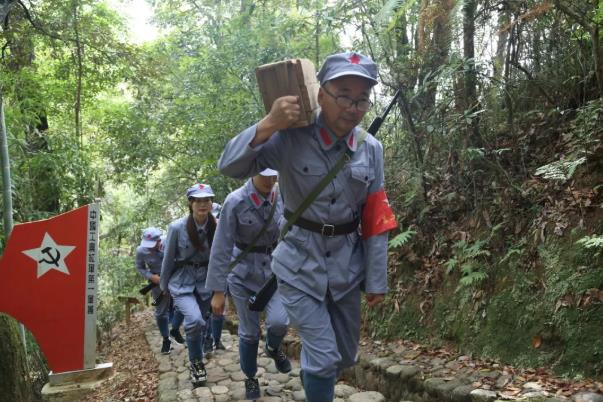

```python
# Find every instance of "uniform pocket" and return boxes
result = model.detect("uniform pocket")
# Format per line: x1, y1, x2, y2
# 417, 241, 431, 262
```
171, 266, 195, 289
272, 245, 305, 273
277, 278, 307, 306
291, 160, 328, 194
237, 210, 261, 238
291, 159, 326, 176
178, 237, 193, 257
231, 261, 251, 279
272, 230, 309, 273
347, 164, 375, 200
349, 164, 374, 185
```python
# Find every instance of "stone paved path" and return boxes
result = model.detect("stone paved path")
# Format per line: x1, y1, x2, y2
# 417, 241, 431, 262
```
145, 324, 390, 402
143, 311, 602, 402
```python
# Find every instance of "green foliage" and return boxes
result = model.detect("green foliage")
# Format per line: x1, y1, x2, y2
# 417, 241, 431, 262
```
534, 157, 587, 181
596, 0, 603, 23
458, 269, 488, 287
499, 238, 526, 264
571, 99, 603, 152
375, 0, 419, 32
388, 227, 416, 249
0, 0, 134, 222
537, 239, 603, 376
576, 234, 603, 255
466, 147, 485, 160
1, 0, 601, 381
445, 238, 491, 289
97, 252, 142, 333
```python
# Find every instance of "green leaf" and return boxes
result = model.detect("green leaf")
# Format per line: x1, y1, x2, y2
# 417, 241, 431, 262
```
445, 257, 458, 274
388, 228, 417, 249
576, 235, 603, 250
459, 271, 488, 287
534, 157, 587, 181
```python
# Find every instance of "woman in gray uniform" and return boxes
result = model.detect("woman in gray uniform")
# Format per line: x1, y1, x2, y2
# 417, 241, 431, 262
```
160, 183, 217, 387
207, 168, 291, 400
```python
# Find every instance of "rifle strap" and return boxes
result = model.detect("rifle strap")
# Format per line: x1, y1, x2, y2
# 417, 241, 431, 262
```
278, 128, 368, 240
227, 192, 278, 270
247, 128, 369, 312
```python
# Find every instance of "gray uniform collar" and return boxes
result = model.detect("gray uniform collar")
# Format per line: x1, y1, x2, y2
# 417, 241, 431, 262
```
315, 113, 359, 153
194, 218, 208, 232
245, 179, 276, 209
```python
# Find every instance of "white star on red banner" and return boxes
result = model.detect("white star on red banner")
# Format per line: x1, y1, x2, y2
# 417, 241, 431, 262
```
22, 233, 76, 278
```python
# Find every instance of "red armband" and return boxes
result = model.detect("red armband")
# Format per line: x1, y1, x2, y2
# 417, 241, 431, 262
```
362, 189, 398, 239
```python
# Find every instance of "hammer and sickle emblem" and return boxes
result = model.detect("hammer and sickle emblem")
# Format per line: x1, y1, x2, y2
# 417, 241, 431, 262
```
39, 246, 61, 267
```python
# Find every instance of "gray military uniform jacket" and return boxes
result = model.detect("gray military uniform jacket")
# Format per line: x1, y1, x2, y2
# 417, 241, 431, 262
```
160, 215, 212, 299
218, 113, 389, 302
135, 246, 163, 279
206, 179, 283, 293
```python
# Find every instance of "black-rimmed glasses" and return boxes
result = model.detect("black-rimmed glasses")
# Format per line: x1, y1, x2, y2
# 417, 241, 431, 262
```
322, 86, 373, 112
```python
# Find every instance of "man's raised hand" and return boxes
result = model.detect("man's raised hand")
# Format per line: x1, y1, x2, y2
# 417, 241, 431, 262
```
253, 96, 300, 146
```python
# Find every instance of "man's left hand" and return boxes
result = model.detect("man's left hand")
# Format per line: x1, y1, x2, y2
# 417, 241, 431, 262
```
365, 293, 385, 307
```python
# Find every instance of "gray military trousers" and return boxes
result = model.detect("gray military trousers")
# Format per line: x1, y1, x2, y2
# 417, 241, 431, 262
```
277, 279, 361, 378
229, 280, 289, 344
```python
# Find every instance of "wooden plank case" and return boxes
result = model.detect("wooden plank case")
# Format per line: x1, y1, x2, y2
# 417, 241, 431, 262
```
256, 58, 320, 128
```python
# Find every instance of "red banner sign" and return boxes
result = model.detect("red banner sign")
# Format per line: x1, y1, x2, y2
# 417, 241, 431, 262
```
0, 204, 99, 373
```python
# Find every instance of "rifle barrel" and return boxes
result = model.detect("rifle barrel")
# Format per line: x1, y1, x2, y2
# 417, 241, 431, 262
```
381, 90, 401, 120
367, 89, 401, 136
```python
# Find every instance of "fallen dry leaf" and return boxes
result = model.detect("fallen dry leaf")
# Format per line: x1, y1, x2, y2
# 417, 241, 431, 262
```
532, 335, 542, 349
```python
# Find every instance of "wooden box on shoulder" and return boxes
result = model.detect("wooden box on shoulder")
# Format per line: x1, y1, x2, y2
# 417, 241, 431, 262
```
256, 58, 320, 128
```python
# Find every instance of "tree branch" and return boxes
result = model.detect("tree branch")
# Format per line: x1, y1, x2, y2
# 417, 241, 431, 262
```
553, 0, 591, 30
12, 0, 129, 62
510, 60, 556, 105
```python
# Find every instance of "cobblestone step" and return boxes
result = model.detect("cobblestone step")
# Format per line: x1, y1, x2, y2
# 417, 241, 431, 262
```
146, 326, 388, 402
147, 321, 602, 402
279, 336, 603, 402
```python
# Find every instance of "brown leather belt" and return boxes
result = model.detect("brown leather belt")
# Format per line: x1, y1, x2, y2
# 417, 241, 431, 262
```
284, 209, 359, 237
235, 242, 277, 254
174, 260, 209, 269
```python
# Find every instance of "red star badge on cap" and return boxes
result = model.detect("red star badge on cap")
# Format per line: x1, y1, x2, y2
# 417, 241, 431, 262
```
349, 54, 360, 64
199, 184, 205, 189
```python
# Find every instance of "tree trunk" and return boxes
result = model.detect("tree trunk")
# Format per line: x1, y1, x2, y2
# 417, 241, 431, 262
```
462, 0, 482, 148
591, 23, 603, 102
0, 93, 13, 234
554, 0, 603, 101
72, 0, 83, 146
0, 315, 32, 401
0, 90, 35, 402
416, 0, 455, 113
504, 23, 515, 129
493, 9, 509, 81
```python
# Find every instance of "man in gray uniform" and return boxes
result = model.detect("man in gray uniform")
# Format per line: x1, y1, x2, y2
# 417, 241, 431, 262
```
135, 227, 184, 354
206, 201, 226, 353
207, 168, 291, 400
218, 51, 396, 402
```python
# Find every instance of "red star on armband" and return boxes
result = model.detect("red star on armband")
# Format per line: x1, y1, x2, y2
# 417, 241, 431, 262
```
362, 189, 398, 239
